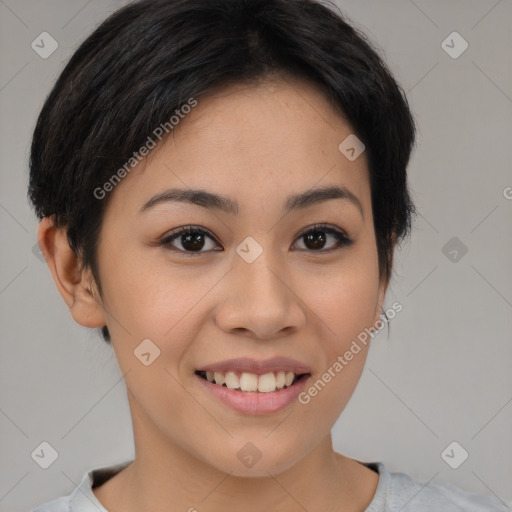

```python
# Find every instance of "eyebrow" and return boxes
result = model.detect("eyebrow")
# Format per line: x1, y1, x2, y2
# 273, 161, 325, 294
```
138, 185, 364, 218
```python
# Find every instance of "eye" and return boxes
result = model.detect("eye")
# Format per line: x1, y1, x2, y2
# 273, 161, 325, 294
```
159, 223, 353, 255
159, 226, 220, 255
292, 223, 353, 252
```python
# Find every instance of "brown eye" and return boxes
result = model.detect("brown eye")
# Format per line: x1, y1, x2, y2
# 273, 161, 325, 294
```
159, 223, 353, 256
160, 226, 219, 254
293, 224, 353, 252
303, 230, 327, 250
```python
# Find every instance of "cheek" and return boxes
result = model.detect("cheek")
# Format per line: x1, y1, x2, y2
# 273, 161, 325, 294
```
98, 238, 209, 339
295, 269, 377, 430
300, 254, 380, 352
293, 250, 380, 414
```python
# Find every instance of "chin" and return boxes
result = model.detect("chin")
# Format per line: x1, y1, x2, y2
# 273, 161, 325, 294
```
216, 458, 298, 478
201, 441, 306, 478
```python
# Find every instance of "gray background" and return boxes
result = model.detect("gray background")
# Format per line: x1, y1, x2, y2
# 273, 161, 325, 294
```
1, 0, 511, 510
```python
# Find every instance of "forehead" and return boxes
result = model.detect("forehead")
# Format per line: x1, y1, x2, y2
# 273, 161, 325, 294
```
106, 77, 371, 218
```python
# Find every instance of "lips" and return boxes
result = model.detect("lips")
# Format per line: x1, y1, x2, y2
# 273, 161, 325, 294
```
197, 356, 311, 375
195, 361, 311, 414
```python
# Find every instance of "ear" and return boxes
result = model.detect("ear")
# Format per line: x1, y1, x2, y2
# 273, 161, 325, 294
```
37, 216, 107, 329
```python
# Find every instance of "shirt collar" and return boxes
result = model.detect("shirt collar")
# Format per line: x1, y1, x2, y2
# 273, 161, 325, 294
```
69, 460, 134, 511
67, 459, 388, 511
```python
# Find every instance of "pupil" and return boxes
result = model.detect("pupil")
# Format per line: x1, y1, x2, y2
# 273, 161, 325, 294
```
183, 232, 204, 251
305, 230, 326, 250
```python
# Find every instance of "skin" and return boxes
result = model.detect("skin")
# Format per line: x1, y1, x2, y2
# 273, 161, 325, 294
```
39, 76, 394, 512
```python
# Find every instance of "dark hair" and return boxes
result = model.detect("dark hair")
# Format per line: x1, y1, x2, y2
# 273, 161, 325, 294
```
28, 0, 416, 344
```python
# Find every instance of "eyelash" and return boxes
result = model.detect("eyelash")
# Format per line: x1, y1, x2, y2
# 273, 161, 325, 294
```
158, 223, 353, 256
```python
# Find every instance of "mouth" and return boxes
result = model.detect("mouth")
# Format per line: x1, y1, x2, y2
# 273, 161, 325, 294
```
195, 369, 309, 393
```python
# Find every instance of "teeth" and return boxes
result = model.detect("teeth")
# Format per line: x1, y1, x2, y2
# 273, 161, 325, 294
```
224, 371, 239, 390
201, 369, 302, 392
240, 372, 258, 392
275, 371, 286, 389
258, 372, 276, 393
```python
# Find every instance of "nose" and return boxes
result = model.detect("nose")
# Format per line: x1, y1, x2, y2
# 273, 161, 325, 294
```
214, 249, 306, 340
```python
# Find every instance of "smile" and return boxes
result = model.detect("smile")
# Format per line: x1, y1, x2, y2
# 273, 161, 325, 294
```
195, 368, 311, 414
195, 370, 308, 393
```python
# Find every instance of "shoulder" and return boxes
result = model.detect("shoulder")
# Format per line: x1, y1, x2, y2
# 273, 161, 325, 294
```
28, 467, 88, 512
372, 463, 512, 512
29, 460, 133, 512
29, 496, 70, 512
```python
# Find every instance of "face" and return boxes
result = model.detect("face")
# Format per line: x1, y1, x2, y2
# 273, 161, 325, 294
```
75, 78, 387, 476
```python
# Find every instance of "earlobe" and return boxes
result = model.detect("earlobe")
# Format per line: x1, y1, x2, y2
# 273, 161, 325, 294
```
37, 216, 107, 329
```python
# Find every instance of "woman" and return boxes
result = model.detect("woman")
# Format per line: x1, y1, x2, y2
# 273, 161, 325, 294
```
28, 0, 510, 510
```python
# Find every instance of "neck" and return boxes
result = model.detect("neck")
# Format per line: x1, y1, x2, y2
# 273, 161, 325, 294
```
94, 391, 378, 512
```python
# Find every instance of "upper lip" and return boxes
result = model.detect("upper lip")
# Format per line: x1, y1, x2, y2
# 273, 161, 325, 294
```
197, 357, 311, 375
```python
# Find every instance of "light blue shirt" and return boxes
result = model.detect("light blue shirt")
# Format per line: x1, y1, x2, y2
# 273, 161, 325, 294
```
30, 460, 511, 511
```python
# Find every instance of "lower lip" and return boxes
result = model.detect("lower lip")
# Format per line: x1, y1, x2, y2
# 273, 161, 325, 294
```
195, 373, 310, 415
